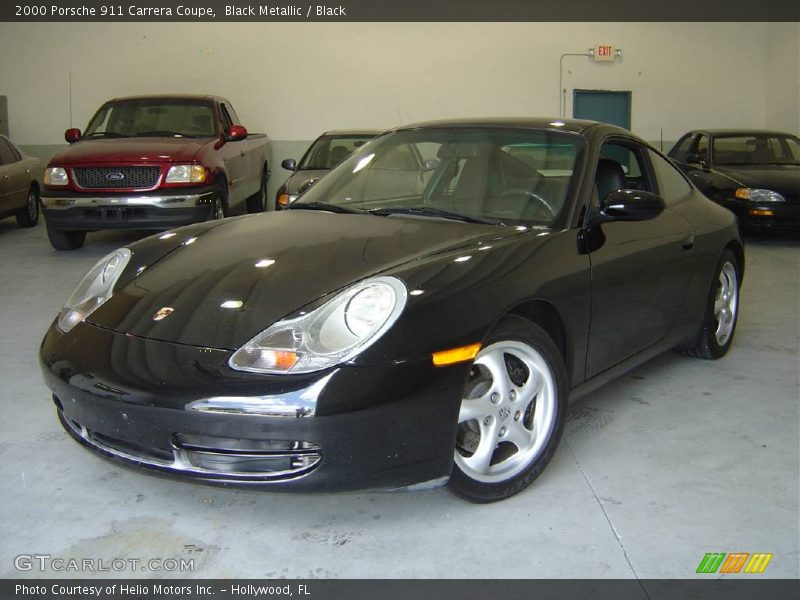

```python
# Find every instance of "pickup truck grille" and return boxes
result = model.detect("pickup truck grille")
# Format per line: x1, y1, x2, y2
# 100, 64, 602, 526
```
73, 166, 161, 189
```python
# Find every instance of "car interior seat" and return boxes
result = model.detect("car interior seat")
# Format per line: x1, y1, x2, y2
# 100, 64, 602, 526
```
595, 158, 626, 202
329, 146, 349, 167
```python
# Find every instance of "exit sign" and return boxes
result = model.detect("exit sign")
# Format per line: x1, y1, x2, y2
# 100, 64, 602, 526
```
594, 44, 616, 61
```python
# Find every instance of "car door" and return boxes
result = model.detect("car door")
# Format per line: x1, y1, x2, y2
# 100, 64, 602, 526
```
218, 102, 249, 206
584, 137, 696, 378
0, 137, 27, 213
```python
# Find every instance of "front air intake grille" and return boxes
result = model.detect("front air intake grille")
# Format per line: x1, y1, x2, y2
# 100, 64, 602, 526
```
73, 166, 161, 189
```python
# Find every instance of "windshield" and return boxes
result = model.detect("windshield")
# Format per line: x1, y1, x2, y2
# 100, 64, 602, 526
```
713, 134, 800, 166
84, 99, 217, 138
294, 127, 583, 227
299, 134, 378, 170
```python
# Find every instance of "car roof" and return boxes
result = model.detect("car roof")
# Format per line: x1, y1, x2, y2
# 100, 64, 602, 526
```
106, 94, 229, 103
687, 128, 798, 137
393, 117, 618, 135
321, 129, 384, 137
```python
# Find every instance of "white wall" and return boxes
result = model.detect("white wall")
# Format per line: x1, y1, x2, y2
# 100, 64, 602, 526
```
765, 22, 800, 133
0, 22, 796, 145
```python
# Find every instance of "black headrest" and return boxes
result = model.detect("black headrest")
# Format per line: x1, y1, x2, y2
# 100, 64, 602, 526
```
595, 158, 626, 201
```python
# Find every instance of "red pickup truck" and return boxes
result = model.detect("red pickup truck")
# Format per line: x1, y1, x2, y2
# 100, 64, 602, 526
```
42, 95, 271, 250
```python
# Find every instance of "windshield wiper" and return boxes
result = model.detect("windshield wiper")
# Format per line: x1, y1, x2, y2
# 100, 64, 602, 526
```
134, 130, 195, 138
368, 206, 501, 225
85, 132, 128, 138
289, 201, 365, 214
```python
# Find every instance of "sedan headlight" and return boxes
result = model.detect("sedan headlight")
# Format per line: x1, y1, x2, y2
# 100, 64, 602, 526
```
735, 188, 785, 202
44, 167, 69, 186
57, 248, 131, 332
165, 164, 206, 184
229, 276, 408, 374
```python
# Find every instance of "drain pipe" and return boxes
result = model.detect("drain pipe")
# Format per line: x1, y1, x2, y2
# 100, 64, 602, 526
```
558, 52, 592, 118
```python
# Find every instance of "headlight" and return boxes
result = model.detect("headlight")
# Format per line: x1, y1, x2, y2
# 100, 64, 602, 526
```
165, 164, 206, 184
277, 193, 299, 208
44, 167, 68, 186
229, 276, 408, 374
735, 188, 785, 202
57, 248, 131, 332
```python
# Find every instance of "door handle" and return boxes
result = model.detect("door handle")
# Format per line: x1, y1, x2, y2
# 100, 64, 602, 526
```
682, 234, 695, 250
240, 151, 246, 158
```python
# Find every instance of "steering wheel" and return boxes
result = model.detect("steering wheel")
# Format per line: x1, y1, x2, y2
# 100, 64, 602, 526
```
498, 189, 557, 218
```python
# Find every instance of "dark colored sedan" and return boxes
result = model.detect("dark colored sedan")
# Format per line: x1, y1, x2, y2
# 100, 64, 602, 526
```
40, 119, 743, 502
275, 129, 382, 209
668, 129, 800, 231
0, 134, 40, 228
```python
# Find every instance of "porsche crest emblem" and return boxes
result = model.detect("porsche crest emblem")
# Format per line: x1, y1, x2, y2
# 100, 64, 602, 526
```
152, 307, 174, 321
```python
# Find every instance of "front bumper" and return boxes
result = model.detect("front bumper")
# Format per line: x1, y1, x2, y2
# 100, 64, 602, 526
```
40, 321, 468, 491
41, 188, 216, 230
724, 199, 800, 231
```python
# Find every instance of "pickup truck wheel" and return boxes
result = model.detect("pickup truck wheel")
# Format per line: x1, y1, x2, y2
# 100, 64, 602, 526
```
210, 182, 228, 220
246, 167, 268, 214
46, 224, 86, 251
212, 197, 225, 220
16, 185, 40, 228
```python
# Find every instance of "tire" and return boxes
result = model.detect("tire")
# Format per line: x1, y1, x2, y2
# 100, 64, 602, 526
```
449, 316, 568, 503
246, 167, 268, 214
210, 183, 227, 221
680, 249, 740, 359
46, 224, 86, 250
16, 185, 40, 228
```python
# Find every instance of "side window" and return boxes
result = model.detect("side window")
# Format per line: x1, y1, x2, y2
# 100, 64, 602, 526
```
695, 135, 709, 161
219, 104, 234, 132
647, 150, 693, 206
593, 141, 653, 210
669, 135, 695, 163
0, 138, 20, 165
225, 104, 241, 125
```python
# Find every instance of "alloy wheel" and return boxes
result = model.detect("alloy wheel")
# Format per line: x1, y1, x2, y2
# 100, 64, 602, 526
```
713, 261, 738, 346
455, 340, 557, 483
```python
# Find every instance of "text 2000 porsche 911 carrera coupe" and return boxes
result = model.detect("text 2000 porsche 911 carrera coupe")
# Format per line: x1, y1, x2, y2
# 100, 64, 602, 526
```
40, 119, 743, 502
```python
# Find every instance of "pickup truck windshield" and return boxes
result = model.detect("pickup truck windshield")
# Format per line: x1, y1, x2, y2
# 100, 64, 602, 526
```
294, 127, 583, 228
84, 99, 217, 139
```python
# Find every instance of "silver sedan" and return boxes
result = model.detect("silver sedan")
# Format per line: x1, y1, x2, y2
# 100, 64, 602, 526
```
0, 134, 40, 227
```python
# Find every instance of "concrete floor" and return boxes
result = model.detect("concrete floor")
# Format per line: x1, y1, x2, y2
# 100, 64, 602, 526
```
0, 220, 797, 580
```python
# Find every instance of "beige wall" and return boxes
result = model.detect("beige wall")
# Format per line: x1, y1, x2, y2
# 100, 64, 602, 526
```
0, 22, 797, 145
765, 22, 800, 133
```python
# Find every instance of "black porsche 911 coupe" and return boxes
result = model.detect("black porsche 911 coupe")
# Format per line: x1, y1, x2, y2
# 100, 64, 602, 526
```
40, 119, 743, 502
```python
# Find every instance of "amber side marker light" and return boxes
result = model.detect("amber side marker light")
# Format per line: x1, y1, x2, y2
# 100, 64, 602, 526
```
432, 343, 482, 366
278, 193, 290, 208
749, 209, 774, 217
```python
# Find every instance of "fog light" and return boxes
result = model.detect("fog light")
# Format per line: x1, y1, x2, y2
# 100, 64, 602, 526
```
748, 209, 774, 217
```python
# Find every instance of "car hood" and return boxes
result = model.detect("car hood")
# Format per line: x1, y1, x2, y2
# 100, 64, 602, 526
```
49, 137, 210, 165
715, 164, 800, 197
285, 169, 330, 196
88, 211, 520, 349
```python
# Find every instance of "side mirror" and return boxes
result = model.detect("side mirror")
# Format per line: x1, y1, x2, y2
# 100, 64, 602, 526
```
686, 153, 708, 169
225, 125, 248, 142
422, 158, 441, 171
65, 128, 82, 144
599, 189, 665, 222
281, 158, 297, 171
